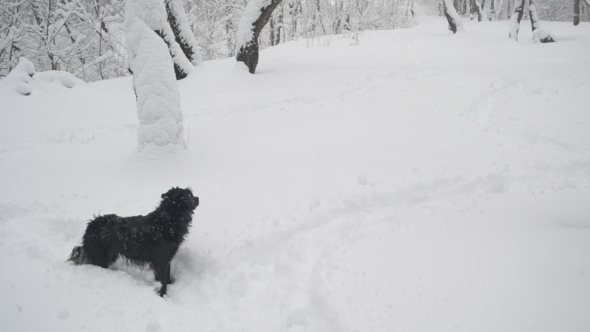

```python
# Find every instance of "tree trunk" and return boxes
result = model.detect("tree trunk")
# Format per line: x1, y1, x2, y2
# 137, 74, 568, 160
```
277, 11, 283, 44
289, 1, 300, 39
236, 0, 283, 74
164, 0, 202, 66
270, 17, 277, 46
153, 30, 188, 80
509, 0, 525, 41
333, 3, 343, 33
126, 0, 196, 80
473, 0, 483, 21
496, 0, 504, 20
443, 0, 464, 33
126, 17, 185, 151
574, 0, 580, 25
315, 0, 327, 35
405, 0, 418, 18
529, 0, 540, 33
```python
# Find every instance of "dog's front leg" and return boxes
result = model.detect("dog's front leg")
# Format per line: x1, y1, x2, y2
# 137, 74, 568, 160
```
154, 265, 168, 297
158, 284, 167, 297
166, 263, 174, 284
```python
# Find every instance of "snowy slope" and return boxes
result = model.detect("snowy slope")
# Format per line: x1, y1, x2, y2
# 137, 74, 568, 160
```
1, 16, 590, 332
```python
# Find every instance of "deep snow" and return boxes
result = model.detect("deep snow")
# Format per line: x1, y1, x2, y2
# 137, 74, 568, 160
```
1, 16, 590, 332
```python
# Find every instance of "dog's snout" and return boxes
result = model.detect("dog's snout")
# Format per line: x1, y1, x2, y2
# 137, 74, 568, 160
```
194, 197, 199, 207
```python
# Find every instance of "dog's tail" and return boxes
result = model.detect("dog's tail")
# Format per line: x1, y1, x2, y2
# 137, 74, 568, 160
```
67, 245, 90, 265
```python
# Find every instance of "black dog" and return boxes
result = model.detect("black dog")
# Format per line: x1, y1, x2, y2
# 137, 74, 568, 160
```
68, 187, 199, 296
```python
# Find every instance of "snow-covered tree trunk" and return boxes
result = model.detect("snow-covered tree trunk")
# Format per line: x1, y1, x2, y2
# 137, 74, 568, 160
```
481, 0, 489, 20
496, 0, 504, 20
529, 0, 540, 33
164, 0, 202, 66
574, 0, 580, 25
443, 0, 464, 34
509, 0, 525, 41
126, 15, 185, 150
126, 0, 195, 80
276, 10, 284, 45
288, 1, 301, 40
236, 0, 283, 74
270, 17, 277, 46
406, 0, 416, 18
473, 0, 484, 21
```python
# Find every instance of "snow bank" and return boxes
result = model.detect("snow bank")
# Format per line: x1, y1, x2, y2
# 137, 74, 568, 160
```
0, 58, 83, 96
532, 29, 555, 43
12, 57, 35, 76
532, 29, 576, 43
125, 16, 185, 150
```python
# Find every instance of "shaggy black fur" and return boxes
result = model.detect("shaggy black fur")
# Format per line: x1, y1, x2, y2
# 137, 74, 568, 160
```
68, 187, 199, 296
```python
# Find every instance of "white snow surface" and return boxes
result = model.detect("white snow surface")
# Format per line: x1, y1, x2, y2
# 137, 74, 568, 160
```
1, 17, 590, 332
126, 17, 184, 150
235, 0, 272, 51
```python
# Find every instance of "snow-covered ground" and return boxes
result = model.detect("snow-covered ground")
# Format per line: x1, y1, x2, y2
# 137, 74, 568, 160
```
1, 16, 590, 332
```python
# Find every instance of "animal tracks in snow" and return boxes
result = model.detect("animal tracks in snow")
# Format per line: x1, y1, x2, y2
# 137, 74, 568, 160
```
173, 161, 588, 331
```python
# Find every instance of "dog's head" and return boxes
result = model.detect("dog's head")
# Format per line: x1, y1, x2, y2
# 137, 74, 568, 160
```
161, 187, 199, 212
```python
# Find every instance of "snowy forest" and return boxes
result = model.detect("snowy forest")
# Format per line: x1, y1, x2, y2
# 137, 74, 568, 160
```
2, 0, 590, 331
1, 0, 589, 81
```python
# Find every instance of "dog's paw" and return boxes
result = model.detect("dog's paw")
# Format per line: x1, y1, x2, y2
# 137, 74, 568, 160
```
153, 285, 167, 298
154, 277, 175, 285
